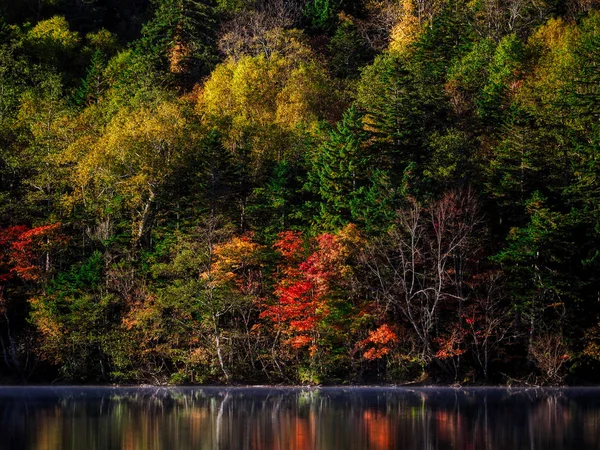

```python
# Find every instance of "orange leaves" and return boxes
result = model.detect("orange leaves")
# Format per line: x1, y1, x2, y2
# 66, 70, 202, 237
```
289, 335, 312, 349
435, 328, 466, 360
208, 234, 263, 294
360, 324, 398, 360
365, 323, 398, 345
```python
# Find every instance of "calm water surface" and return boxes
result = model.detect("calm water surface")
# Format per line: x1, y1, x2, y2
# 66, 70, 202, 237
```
1, 386, 599, 449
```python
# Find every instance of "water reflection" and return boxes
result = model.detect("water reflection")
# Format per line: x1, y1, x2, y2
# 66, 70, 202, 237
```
1, 386, 600, 449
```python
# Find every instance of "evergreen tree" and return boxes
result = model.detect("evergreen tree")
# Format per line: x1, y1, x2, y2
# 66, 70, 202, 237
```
72, 49, 106, 107
308, 106, 394, 231
138, 0, 219, 86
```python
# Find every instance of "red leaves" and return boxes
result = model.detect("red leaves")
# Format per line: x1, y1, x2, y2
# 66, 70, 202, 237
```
260, 225, 365, 355
261, 230, 345, 350
0, 225, 28, 283
0, 223, 66, 283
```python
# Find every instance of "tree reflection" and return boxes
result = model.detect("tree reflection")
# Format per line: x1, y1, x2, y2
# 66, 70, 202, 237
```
1, 387, 600, 450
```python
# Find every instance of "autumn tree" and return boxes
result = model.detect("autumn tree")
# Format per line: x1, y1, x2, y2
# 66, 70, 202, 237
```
65, 98, 197, 248
0, 223, 66, 379
199, 30, 336, 228
358, 190, 481, 375
261, 224, 363, 382
122, 219, 265, 383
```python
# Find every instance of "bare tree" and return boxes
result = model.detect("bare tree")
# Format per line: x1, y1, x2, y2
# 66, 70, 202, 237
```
567, 0, 600, 17
530, 332, 570, 385
218, 0, 308, 58
464, 271, 513, 380
354, 0, 404, 51
360, 189, 481, 365
474, 0, 550, 40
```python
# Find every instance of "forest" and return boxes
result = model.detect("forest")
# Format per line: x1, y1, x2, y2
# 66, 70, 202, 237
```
1, 0, 600, 385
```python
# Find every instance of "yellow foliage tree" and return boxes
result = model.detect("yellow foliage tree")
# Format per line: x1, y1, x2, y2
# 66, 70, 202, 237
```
198, 29, 334, 169
388, 0, 424, 54
516, 17, 579, 121
25, 16, 80, 62
65, 99, 195, 245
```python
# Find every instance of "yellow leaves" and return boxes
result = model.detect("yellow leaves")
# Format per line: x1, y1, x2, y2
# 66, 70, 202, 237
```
198, 33, 333, 163
516, 17, 578, 117
85, 29, 119, 55
198, 61, 234, 121
28, 296, 65, 364
208, 235, 263, 289
27, 16, 80, 53
67, 99, 189, 208
276, 61, 328, 129
201, 51, 324, 130
336, 224, 366, 257
388, 0, 423, 55
18, 90, 74, 148
60, 99, 195, 241
529, 17, 573, 51
584, 323, 600, 360
230, 54, 283, 125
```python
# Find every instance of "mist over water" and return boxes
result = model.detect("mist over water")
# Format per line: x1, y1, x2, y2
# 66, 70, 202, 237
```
1, 387, 599, 450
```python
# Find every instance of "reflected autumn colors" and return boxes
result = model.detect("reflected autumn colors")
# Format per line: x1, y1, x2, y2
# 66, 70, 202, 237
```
1, 387, 600, 450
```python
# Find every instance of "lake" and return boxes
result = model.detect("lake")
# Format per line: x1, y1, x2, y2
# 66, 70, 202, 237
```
1, 386, 599, 449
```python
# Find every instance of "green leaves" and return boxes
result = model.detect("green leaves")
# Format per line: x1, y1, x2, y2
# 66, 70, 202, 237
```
308, 106, 395, 231
138, 0, 218, 85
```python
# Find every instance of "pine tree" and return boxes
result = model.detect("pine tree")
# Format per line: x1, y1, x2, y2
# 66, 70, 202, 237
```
308, 106, 394, 231
72, 49, 105, 107
138, 0, 219, 86
357, 53, 446, 195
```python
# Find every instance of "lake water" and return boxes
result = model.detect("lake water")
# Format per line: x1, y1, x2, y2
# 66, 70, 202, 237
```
1, 386, 599, 449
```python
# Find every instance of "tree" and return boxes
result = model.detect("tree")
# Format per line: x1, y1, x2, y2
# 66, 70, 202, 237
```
123, 219, 264, 383
477, 33, 525, 123
16, 73, 75, 221
304, 0, 342, 32
0, 223, 66, 378
308, 106, 395, 231
356, 52, 447, 194
260, 224, 363, 382
65, 98, 195, 248
23, 16, 80, 68
247, 158, 307, 239
328, 14, 372, 79
137, 0, 218, 86
492, 193, 570, 362
29, 251, 124, 381
72, 49, 107, 107
463, 271, 512, 380
199, 33, 336, 227
359, 190, 481, 372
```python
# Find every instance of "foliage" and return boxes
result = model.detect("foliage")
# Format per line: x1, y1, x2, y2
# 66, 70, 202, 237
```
1, 0, 600, 385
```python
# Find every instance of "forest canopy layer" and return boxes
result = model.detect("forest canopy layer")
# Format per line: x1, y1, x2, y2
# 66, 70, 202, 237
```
1, 0, 600, 385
